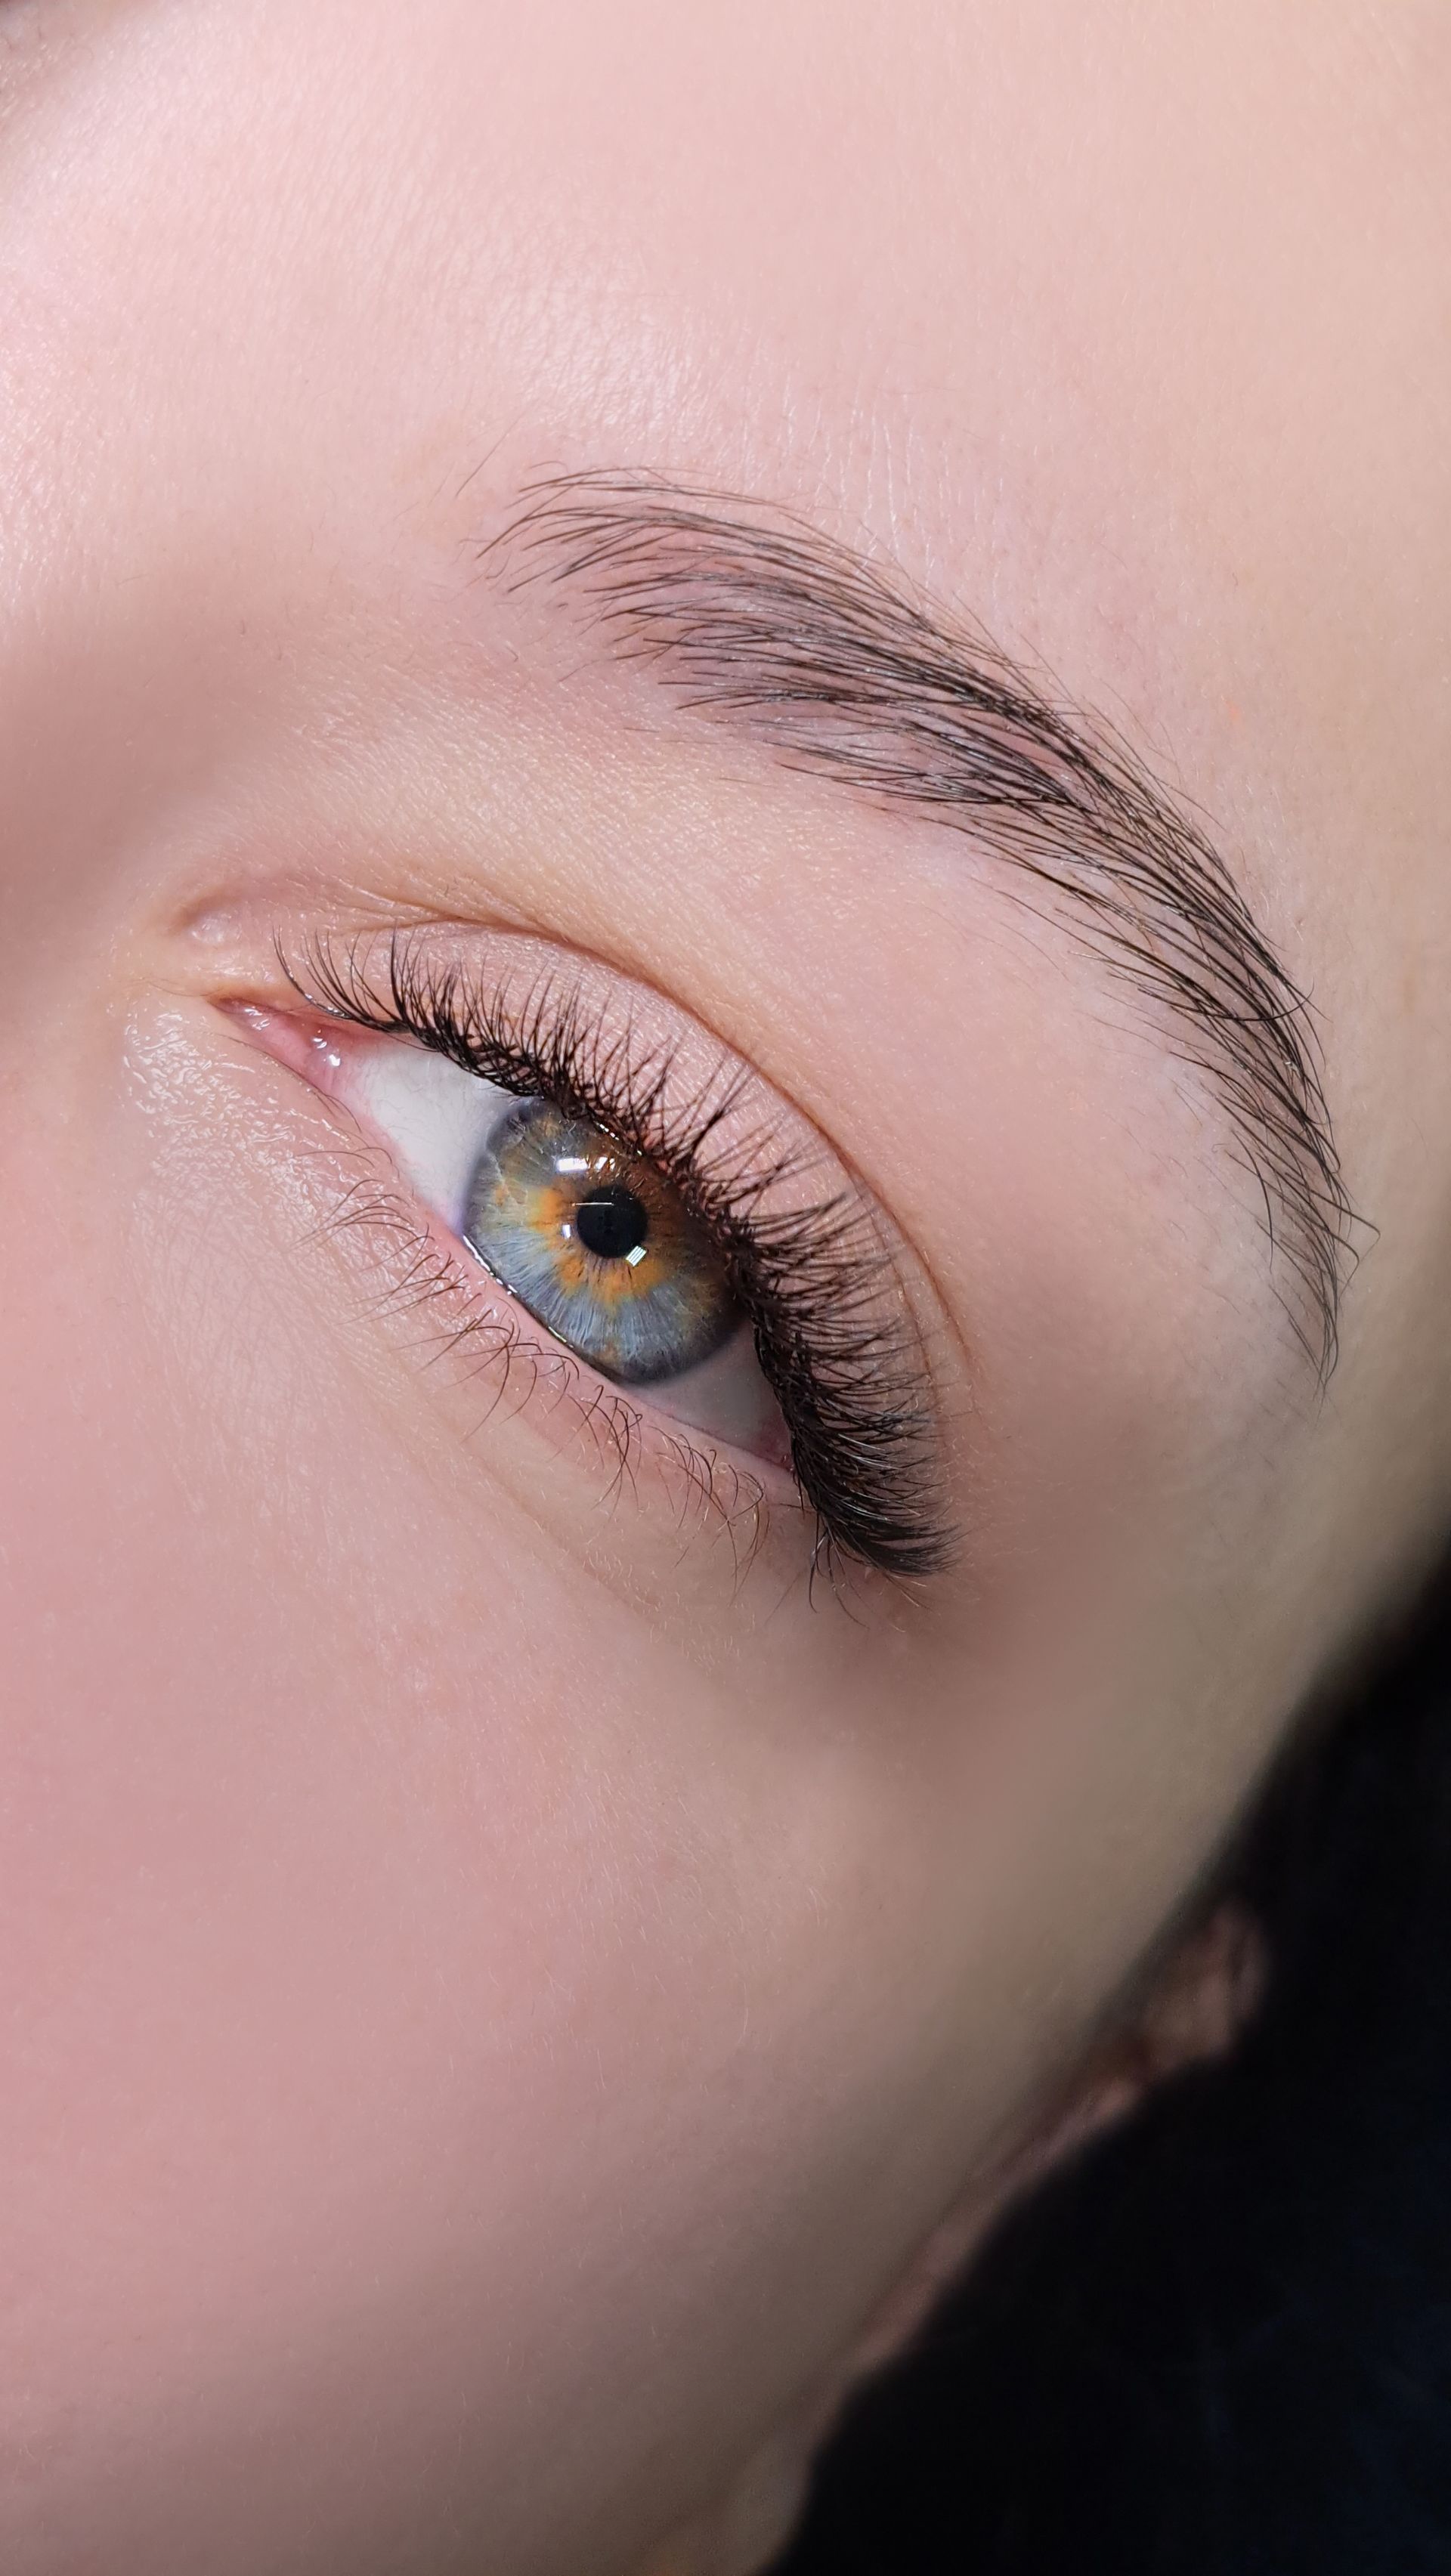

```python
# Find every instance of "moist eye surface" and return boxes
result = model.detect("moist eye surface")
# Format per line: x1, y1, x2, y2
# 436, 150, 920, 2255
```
269, 924, 958, 1576
463, 1097, 741, 1384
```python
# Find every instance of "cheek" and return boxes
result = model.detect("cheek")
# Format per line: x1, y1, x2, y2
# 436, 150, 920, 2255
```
0, 1043, 953, 2571
0, 993, 1301, 2576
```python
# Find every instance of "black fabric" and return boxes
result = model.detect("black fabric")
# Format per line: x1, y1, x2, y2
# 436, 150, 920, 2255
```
772, 1569, 1451, 2574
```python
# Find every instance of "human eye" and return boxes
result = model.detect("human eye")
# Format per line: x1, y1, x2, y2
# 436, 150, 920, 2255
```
230, 926, 954, 1583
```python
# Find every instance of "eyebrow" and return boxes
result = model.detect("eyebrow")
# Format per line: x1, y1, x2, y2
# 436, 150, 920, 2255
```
484, 468, 1353, 1374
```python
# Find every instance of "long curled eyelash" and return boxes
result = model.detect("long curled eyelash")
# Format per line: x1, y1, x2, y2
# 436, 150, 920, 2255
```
283, 931, 956, 1581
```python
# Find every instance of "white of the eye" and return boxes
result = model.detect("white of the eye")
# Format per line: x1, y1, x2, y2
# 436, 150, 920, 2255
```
648, 1327, 788, 1461
346, 1040, 513, 1233
339, 1035, 789, 1466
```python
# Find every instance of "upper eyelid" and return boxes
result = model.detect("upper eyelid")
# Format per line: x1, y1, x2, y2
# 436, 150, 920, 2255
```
220, 1010, 795, 1585
282, 926, 873, 1237
262, 929, 958, 1578
208, 915, 923, 1295
485, 467, 1354, 1379
216, 919, 957, 1382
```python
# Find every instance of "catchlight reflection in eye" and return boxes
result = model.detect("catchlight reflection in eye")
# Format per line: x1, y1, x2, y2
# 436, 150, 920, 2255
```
464, 1100, 739, 1384
344, 1037, 789, 1461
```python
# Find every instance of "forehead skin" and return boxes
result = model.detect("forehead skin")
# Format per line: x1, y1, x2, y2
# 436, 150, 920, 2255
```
7, 0, 1449, 1421
0, 5, 1448, 2574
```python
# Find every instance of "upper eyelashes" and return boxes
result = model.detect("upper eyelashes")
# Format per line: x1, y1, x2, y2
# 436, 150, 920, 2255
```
339, 1038, 793, 1466
280, 926, 957, 1581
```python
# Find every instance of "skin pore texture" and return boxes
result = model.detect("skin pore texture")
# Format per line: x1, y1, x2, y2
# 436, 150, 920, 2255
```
0, 3, 1448, 2571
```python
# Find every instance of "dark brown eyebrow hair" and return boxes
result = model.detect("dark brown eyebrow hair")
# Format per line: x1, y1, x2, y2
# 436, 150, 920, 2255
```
484, 468, 1354, 1375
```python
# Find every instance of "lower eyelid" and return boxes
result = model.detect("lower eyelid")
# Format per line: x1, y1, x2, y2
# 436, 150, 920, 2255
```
228, 1003, 481, 1214
225, 962, 954, 1582
357, 1162, 798, 1554
226, 998, 803, 1523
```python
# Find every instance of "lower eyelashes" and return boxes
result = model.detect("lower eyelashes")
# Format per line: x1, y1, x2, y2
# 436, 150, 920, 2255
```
331, 1019, 794, 1466
466, 1099, 738, 1386
230, 926, 956, 1582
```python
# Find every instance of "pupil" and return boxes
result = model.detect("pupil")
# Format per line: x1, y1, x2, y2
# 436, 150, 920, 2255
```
574, 1183, 649, 1263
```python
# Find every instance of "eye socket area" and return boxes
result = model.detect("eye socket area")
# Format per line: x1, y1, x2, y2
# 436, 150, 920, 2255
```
246, 1007, 793, 1469
226, 930, 958, 1583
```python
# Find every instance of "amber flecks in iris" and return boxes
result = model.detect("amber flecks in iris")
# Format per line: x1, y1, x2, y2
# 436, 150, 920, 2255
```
463, 1101, 741, 1384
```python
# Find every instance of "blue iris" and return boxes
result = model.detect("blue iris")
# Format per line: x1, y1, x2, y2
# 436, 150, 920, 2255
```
463, 1099, 740, 1384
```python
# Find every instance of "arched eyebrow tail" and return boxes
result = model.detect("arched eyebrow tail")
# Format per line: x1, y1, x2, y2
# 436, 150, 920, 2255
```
483, 467, 1356, 1377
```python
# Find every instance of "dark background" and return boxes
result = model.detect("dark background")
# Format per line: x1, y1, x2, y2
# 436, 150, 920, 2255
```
773, 1569, 1451, 2574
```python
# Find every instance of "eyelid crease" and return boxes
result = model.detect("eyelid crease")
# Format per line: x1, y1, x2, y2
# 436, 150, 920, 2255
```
481, 466, 1358, 1381
272, 925, 959, 1582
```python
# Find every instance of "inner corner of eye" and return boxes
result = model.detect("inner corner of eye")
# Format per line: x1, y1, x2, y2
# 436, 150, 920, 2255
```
237, 997, 797, 1477
227, 997, 483, 1223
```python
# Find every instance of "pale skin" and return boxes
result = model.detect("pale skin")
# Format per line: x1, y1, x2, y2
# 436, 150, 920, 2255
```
0, 3, 1448, 2571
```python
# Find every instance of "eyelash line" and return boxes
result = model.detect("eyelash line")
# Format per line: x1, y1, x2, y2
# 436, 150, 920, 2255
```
314, 1140, 778, 1587
280, 928, 957, 1582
